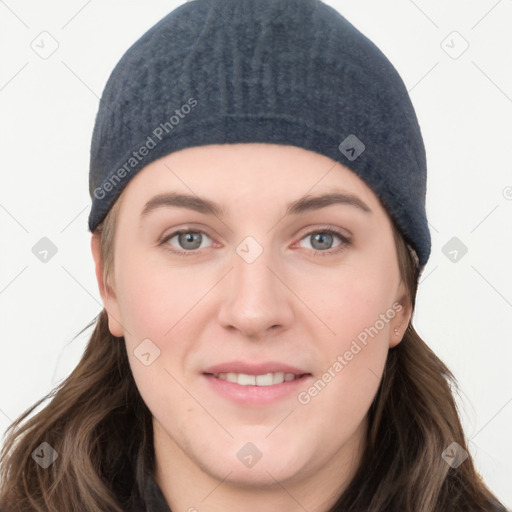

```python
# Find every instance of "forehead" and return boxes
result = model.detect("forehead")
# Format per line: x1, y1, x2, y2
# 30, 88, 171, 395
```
116, 143, 383, 217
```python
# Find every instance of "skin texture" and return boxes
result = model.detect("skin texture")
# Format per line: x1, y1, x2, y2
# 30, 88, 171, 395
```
91, 143, 411, 512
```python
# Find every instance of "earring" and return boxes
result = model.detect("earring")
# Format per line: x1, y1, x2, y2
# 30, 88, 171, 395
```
394, 328, 400, 336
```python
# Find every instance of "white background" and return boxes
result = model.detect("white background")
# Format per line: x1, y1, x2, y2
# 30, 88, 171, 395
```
1, 0, 511, 507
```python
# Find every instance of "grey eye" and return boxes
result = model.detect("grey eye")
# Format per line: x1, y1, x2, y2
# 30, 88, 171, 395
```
309, 232, 335, 250
165, 230, 213, 251
178, 232, 203, 250
297, 230, 348, 253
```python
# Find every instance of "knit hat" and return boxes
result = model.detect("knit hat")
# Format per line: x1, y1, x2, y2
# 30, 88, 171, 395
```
88, 0, 431, 270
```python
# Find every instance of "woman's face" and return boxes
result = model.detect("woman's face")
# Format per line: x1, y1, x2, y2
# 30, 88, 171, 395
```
92, 143, 411, 491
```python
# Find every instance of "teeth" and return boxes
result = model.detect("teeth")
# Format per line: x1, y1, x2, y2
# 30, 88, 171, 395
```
272, 372, 284, 384
255, 374, 273, 386
238, 373, 256, 386
226, 372, 237, 383
215, 372, 299, 386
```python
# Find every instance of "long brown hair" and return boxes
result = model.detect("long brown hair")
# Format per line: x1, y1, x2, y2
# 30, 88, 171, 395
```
0, 198, 507, 511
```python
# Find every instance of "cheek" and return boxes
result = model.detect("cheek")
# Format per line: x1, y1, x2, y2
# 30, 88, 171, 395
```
114, 253, 197, 429
320, 264, 398, 345
302, 260, 397, 411
113, 247, 203, 393
114, 247, 191, 340
300, 226, 399, 341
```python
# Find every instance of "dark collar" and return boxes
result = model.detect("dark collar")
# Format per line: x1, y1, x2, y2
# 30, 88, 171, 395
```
123, 470, 171, 512
142, 473, 172, 512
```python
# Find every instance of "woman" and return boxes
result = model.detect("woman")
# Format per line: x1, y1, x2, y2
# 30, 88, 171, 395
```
0, 0, 508, 510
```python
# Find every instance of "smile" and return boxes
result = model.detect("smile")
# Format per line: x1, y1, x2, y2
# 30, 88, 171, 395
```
212, 372, 303, 386
202, 361, 312, 405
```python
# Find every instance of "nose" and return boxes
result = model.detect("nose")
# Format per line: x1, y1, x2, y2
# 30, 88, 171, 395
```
217, 246, 295, 340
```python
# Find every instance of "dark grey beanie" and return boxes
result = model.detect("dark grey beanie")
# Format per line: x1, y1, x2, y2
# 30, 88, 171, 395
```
88, 0, 431, 270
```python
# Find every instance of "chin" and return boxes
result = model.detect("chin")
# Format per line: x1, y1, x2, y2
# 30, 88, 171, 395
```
193, 439, 309, 487
203, 459, 304, 488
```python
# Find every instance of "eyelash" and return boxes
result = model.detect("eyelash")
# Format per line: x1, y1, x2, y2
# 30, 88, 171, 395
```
160, 226, 351, 258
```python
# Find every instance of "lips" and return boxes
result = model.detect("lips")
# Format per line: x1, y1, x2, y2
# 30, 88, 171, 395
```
203, 361, 310, 381
202, 361, 311, 405
213, 371, 300, 386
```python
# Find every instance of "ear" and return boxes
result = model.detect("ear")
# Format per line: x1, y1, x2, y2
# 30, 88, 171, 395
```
388, 283, 412, 348
91, 233, 124, 337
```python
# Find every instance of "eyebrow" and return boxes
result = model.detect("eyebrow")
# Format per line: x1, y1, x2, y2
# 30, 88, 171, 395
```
140, 191, 372, 219
286, 192, 371, 215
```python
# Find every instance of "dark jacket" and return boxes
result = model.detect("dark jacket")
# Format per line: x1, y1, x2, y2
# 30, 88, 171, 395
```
120, 472, 512, 512
130, 478, 512, 512
0, 472, 171, 512
1, 474, 510, 511
133, 473, 171, 512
